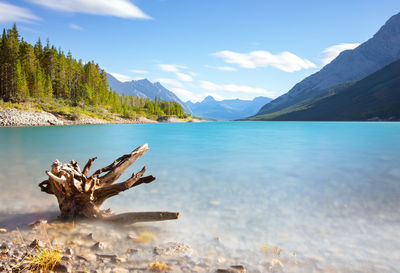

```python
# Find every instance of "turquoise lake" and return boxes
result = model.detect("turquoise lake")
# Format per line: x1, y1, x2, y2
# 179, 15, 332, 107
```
0, 121, 400, 272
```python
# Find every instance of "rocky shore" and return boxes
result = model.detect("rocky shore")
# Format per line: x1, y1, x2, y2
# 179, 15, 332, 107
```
0, 107, 203, 127
0, 221, 250, 273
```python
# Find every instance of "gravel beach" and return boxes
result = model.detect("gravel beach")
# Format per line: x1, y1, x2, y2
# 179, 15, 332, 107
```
0, 107, 203, 127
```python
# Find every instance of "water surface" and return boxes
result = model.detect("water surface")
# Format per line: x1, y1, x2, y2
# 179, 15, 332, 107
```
0, 122, 399, 272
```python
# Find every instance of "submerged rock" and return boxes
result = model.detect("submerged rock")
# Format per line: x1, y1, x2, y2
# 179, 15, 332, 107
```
64, 248, 73, 256
154, 243, 190, 256
29, 239, 45, 248
92, 241, 106, 251
28, 219, 48, 228
77, 253, 97, 262
54, 260, 72, 272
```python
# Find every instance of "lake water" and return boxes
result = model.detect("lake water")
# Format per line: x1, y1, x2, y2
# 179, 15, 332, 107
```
0, 121, 400, 272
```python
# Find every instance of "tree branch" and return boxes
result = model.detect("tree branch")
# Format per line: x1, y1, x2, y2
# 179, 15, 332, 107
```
93, 167, 154, 206
82, 157, 97, 177
96, 144, 149, 186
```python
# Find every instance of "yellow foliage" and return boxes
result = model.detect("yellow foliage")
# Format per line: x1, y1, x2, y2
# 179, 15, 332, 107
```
23, 247, 63, 272
261, 243, 282, 256
149, 260, 170, 272
132, 231, 155, 243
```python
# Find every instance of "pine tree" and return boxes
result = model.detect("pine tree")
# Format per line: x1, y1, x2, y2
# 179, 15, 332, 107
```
7, 24, 20, 100
44, 75, 53, 99
14, 61, 24, 100
0, 28, 8, 99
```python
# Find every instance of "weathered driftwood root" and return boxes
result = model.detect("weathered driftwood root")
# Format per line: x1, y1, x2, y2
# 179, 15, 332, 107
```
103, 212, 180, 224
38, 144, 179, 223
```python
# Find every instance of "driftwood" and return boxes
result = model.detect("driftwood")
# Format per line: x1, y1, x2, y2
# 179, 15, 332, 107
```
38, 144, 179, 223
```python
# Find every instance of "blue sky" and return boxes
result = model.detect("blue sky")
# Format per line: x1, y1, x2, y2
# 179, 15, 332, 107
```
1, 0, 399, 102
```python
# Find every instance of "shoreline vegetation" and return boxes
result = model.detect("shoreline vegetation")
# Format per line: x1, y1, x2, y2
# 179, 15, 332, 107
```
0, 25, 201, 127
0, 100, 203, 127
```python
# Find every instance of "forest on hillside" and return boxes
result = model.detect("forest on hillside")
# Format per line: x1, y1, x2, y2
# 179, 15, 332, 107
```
0, 24, 187, 119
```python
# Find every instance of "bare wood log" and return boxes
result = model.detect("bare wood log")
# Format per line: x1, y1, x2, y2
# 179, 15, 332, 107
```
103, 212, 179, 223
38, 144, 179, 224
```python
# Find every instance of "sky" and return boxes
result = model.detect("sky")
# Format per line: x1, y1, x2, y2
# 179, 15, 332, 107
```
1, 0, 399, 102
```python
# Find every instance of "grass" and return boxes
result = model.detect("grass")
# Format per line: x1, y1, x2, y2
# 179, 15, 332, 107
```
23, 247, 63, 272
13, 223, 64, 273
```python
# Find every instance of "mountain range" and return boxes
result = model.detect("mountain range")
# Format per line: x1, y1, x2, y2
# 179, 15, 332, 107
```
107, 73, 271, 119
252, 12, 400, 121
248, 59, 400, 121
106, 73, 191, 113
186, 96, 272, 120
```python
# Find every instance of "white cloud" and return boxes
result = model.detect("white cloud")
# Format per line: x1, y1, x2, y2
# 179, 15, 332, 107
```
69, 23, 83, 30
205, 65, 237, 71
0, 2, 41, 23
176, 72, 193, 82
170, 88, 194, 101
109, 72, 132, 82
158, 64, 186, 72
199, 80, 269, 95
321, 43, 360, 65
156, 78, 183, 88
29, 0, 151, 19
130, 69, 148, 74
158, 64, 193, 82
213, 50, 316, 72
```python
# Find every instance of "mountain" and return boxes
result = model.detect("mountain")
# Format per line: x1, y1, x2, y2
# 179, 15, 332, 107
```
106, 73, 191, 113
248, 59, 400, 121
186, 96, 272, 120
256, 12, 400, 117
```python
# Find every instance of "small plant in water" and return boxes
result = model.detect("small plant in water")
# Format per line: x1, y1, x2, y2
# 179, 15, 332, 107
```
132, 231, 156, 243
23, 247, 63, 272
261, 243, 282, 256
149, 260, 170, 272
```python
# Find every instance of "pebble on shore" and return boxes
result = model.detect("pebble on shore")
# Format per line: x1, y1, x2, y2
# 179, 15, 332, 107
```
0, 220, 252, 273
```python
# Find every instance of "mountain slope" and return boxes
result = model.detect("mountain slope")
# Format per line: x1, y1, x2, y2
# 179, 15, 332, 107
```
249, 59, 400, 121
106, 73, 191, 113
187, 96, 272, 120
257, 12, 400, 116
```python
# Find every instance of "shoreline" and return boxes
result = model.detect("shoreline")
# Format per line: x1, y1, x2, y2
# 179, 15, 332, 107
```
0, 107, 204, 127
0, 219, 251, 273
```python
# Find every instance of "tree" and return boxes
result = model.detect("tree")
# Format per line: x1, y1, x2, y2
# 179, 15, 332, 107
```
14, 61, 28, 100
0, 24, 188, 119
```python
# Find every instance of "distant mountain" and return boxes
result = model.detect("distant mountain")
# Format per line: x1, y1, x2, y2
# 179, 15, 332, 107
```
256, 12, 400, 117
187, 96, 272, 120
248, 59, 400, 121
106, 73, 191, 113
